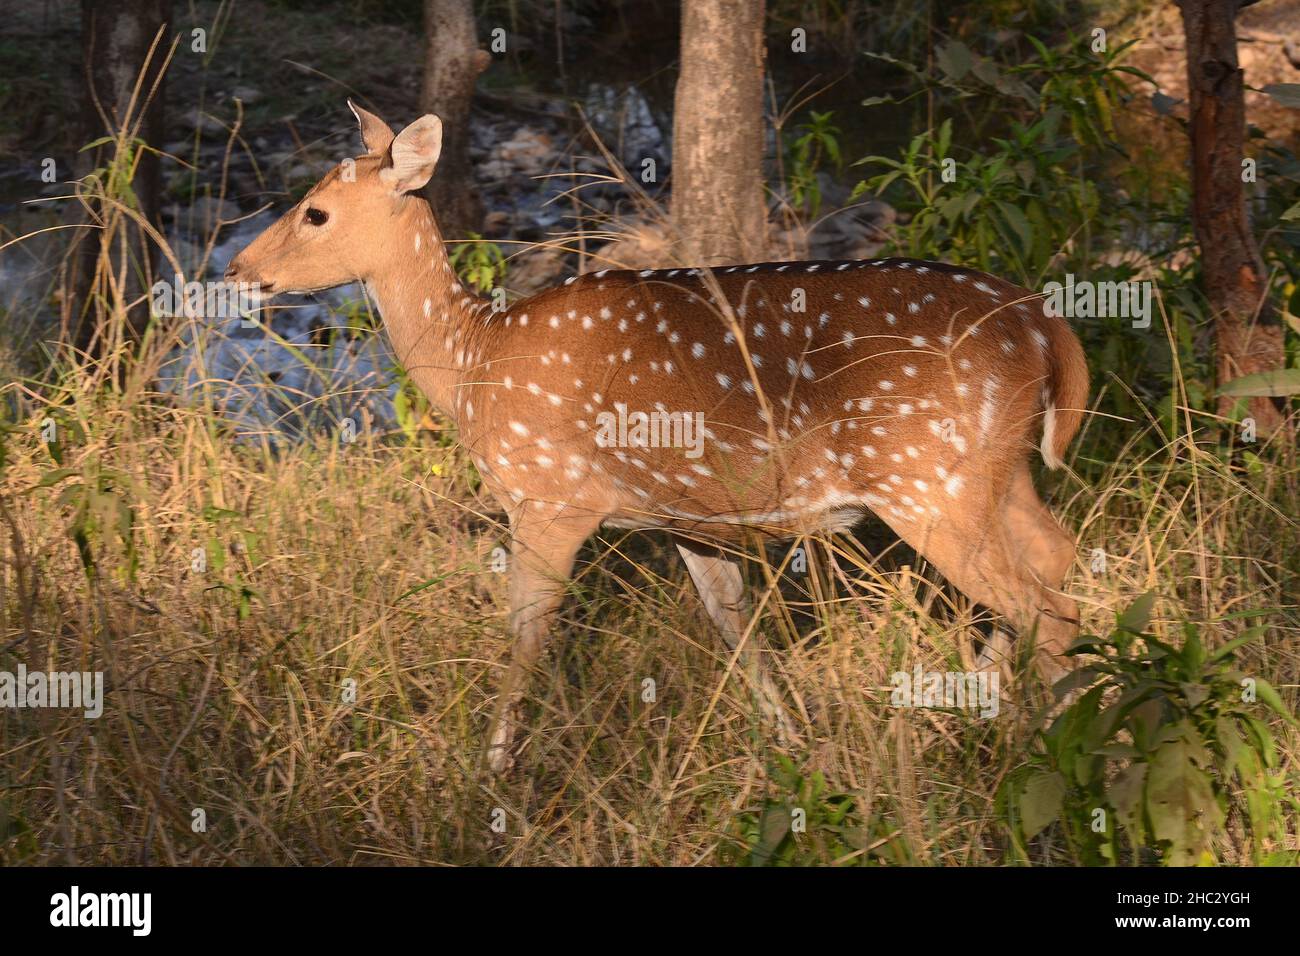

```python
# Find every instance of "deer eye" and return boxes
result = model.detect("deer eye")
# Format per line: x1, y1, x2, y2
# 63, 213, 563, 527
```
304, 207, 329, 226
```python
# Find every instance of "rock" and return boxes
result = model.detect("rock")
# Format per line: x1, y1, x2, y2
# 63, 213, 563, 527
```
230, 85, 263, 105
225, 172, 261, 204
477, 158, 514, 182
482, 209, 510, 238
165, 195, 240, 231
765, 190, 897, 261
176, 108, 228, 139
502, 179, 572, 235
262, 150, 294, 169
774, 227, 813, 261
585, 221, 674, 272
582, 83, 669, 174
507, 246, 570, 296
492, 126, 554, 176
162, 236, 205, 278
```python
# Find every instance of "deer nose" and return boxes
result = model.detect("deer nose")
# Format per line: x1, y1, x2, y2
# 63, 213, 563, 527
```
224, 259, 240, 282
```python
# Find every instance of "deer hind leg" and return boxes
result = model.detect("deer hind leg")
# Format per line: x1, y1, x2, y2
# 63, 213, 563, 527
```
878, 491, 1076, 684
993, 463, 1080, 674
673, 534, 798, 745
926, 527, 1075, 683
485, 503, 602, 775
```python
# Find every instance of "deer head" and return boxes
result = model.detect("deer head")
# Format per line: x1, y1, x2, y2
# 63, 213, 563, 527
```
225, 102, 444, 298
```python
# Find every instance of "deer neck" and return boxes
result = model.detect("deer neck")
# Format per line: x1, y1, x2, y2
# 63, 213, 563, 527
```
364, 198, 486, 419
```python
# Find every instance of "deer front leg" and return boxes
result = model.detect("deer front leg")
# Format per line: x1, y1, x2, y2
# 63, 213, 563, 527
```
485, 503, 602, 775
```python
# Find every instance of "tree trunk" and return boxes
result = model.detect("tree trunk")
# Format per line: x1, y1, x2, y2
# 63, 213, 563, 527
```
63, 0, 171, 357
420, 0, 488, 239
671, 0, 768, 267
1176, 0, 1285, 433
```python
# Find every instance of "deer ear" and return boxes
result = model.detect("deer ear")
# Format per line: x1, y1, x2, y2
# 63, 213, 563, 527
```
380, 114, 443, 194
348, 99, 394, 155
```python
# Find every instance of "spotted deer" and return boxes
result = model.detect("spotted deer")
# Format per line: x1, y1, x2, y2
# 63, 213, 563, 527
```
228, 104, 1089, 772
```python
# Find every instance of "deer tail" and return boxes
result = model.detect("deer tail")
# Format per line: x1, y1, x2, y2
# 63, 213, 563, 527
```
1039, 319, 1089, 470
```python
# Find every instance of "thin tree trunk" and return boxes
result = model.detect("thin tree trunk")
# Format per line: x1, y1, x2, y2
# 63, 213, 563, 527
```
63, 0, 171, 357
1176, 0, 1285, 433
420, 0, 489, 239
671, 0, 768, 266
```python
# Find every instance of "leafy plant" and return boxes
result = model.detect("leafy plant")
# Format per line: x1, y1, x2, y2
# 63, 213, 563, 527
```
723, 755, 913, 866
199, 504, 261, 622
1219, 368, 1300, 399
1001, 594, 1298, 865
80, 134, 153, 216
390, 362, 431, 447
29, 412, 138, 582
785, 109, 842, 217
1016, 34, 1152, 150
853, 30, 1226, 450
854, 113, 1095, 283
448, 234, 507, 294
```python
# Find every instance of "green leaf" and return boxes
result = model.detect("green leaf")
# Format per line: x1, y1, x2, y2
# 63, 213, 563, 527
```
1183, 626, 1205, 672
1093, 742, 1140, 759
996, 201, 1033, 257
1151, 91, 1181, 116
936, 41, 972, 81
1214, 716, 1250, 779
1259, 83, 1300, 108
1130, 698, 1166, 753
393, 566, 471, 604
32, 468, 80, 489
1142, 634, 1184, 667
1251, 677, 1299, 727
1019, 770, 1066, 840
1146, 738, 1223, 865
1209, 626, 1266, 663
751, 804, 792, 866
937, 117, 952, 159
1052, 666, 1102, 701
1180, 682, 1209, 710
969, 55, 1037, 103
1065, 633, 1111, 654
79, 136, 116, 152
1219, 368, 1300, 397
1118, 592, 1156, 634
1243, 716, 1278, 769
1093, 85, 1115, 137
1108, 762, 1147, 835
206, 535, 225, 573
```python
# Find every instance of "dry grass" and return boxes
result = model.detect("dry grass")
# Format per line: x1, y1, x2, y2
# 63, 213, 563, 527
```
0, 7, 1295, 864
1, 324, 1296, 865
